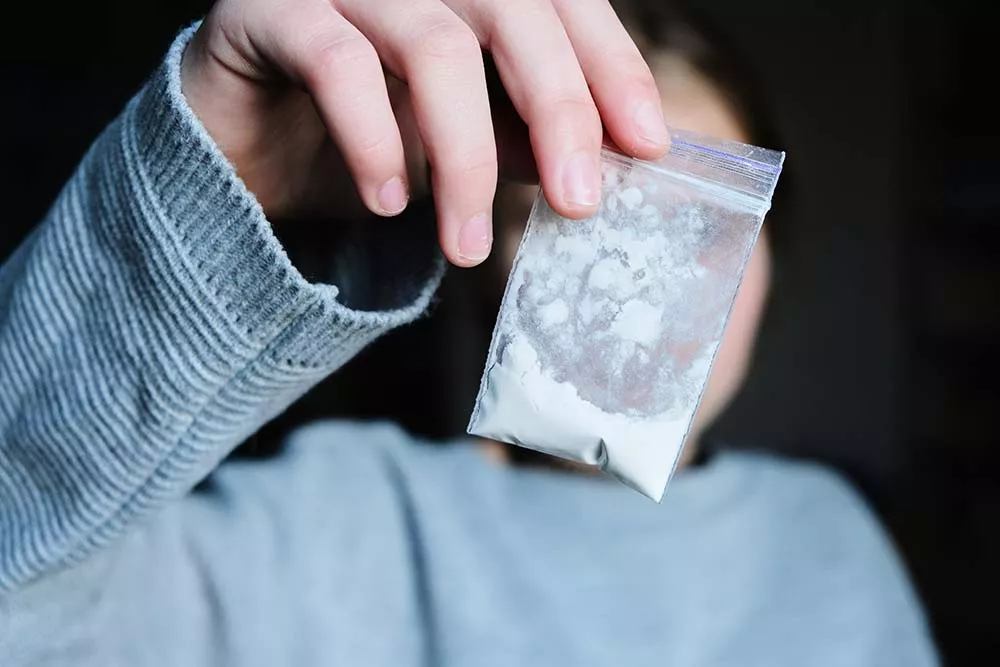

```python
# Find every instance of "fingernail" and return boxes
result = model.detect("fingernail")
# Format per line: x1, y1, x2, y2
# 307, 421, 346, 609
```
377, 176, 408, 215
633, 101, 670, 148
457, 212, 492, 263
561, 151, 601, 208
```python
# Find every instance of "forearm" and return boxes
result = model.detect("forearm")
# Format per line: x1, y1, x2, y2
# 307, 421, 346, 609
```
0, 26, 441, 595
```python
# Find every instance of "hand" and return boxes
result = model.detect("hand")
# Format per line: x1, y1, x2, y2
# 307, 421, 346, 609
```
181, 0, 670, 267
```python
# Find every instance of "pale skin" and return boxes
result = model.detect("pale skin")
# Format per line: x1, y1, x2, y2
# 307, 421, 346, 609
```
487, 52, 772, 469
181, 0, 672, 267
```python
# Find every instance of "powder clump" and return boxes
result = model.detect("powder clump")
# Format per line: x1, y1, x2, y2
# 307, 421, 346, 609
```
468, 136, 784, 501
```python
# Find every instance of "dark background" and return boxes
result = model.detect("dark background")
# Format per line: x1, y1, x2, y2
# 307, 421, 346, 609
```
2, 0, 997, 663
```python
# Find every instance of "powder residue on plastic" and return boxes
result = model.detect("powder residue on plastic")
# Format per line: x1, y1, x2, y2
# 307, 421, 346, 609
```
470, 155, 742, 501
611, 300, 664, 347
537, 299, 570, 328
470, 135, 782, 502
512, 165, 717, 420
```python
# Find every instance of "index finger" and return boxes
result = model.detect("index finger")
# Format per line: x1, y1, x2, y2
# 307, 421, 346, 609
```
553, 0, 670, 159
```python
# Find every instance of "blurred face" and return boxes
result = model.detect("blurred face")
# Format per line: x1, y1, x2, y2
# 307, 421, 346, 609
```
493, 52, 772, 464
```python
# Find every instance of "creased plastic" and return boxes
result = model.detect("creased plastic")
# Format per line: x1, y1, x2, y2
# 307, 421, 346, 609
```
468, 128, 785, 501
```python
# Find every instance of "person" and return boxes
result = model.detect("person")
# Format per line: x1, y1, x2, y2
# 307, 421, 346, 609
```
0, 0, 937, 665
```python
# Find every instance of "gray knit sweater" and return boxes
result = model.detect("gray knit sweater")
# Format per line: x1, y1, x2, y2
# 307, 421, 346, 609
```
0, 29, 938, 666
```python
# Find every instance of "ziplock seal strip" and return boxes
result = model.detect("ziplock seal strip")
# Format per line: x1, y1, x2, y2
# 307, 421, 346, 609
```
601, 127, 785, 213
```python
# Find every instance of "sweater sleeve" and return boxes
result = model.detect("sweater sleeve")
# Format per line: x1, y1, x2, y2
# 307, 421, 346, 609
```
0, 25, 442, 598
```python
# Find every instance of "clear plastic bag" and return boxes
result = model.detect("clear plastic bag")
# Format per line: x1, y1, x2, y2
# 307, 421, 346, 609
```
468, 128, 785, 501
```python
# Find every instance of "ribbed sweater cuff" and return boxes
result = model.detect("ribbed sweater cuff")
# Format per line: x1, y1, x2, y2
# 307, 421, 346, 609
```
133, 26, 444, 361
0, 26, 442, 591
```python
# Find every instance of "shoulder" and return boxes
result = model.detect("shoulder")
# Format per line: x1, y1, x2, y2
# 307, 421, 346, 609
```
277, 418, 484, 500
199, 420, 478, 563
714, 451, 895, 563
202, 420, 437, 526
277, 418, 439, 493
717, 451, 876, 531
700, 451, 939, 664
285, 418, 418, 465
709, 451, 904, 587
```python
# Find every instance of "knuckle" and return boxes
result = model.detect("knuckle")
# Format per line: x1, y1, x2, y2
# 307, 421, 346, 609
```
611, 53, 659, 92
542, 95, 602, 140
608, 47, 650, 70
489, 0, 550, 35
597, 50, 660, 99
462, 152, 499, 180
305, 33, 378, 81
437, 147, 498, 181
352, 129, 397, 160
412, 17, 480, 62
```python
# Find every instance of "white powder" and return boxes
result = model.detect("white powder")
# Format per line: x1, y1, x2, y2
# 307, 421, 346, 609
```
611, 300, 663, 346
473, 335, 692, 501
470, 156, 734, 502
618, 186, 644, 209
587, 258, 621, 290
512, 181, 715, 418
537, 299, 569, 328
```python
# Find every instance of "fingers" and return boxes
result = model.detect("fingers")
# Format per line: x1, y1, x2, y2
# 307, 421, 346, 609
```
458, 0, 603, 221
341, 0, 498, 266
552, 0, 670, 159
237, 0, 667, 268
256, 1, 410, 217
